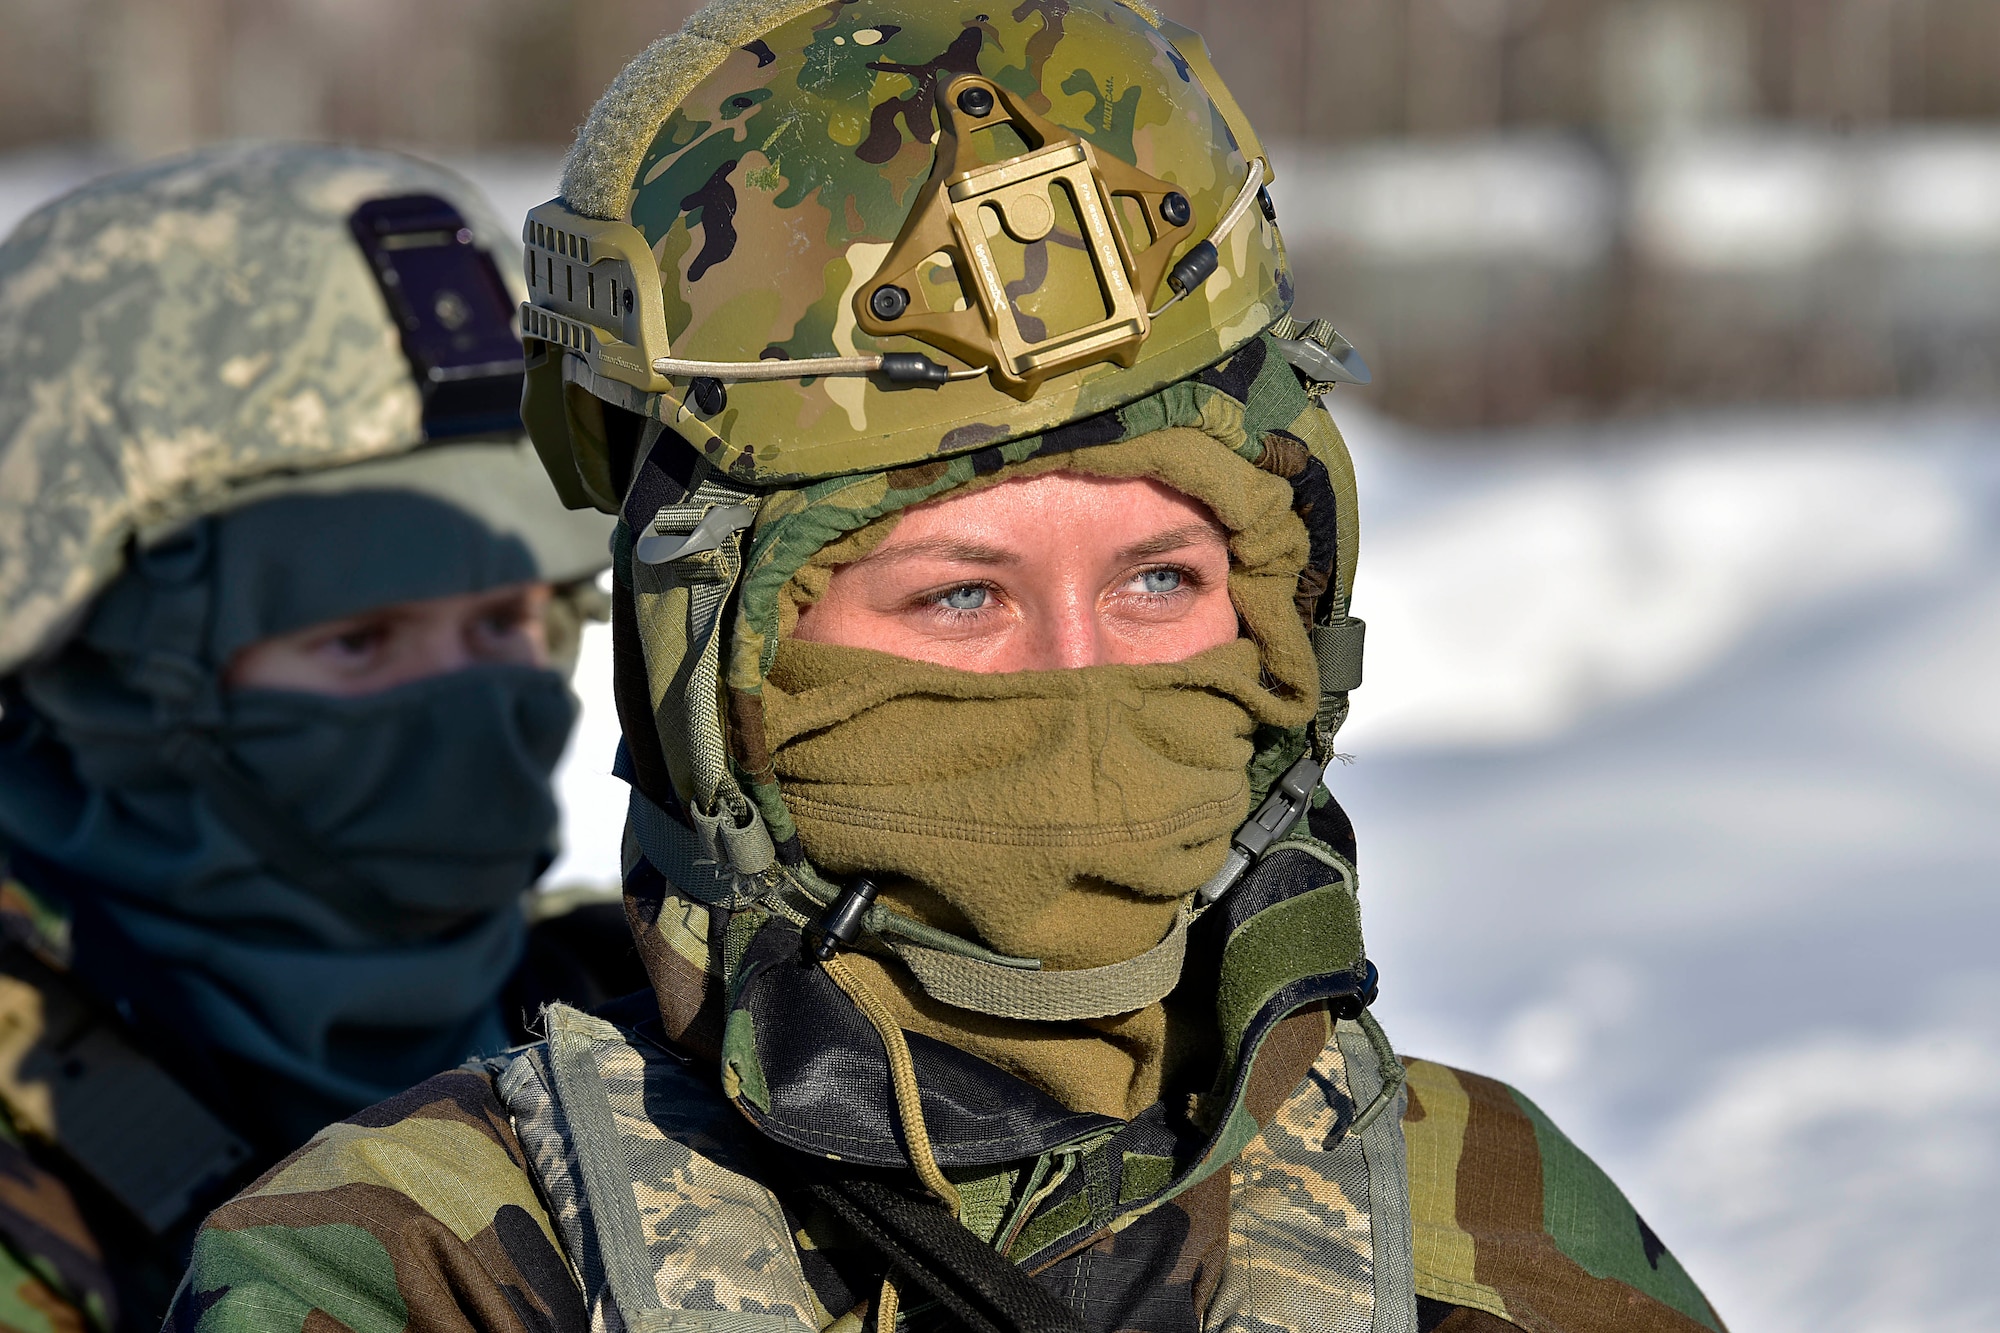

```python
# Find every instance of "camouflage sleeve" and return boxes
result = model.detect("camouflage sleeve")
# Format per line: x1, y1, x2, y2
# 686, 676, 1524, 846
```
1400, 1059, 1726, 1333
0, 1245, 85, 1333
0, 1121, 115, 1333
167, 1069, 584, 1333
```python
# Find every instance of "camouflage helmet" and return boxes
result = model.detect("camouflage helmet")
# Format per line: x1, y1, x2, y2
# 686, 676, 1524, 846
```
524, 0, 1296, 504
545, 1, 1370, 1026
0, 142, 612, 676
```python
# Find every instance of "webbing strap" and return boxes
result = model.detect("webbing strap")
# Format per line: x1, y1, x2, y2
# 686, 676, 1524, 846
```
1309, 618, 1365, 695
1335, 1016, 1417, 1333
631, 1313, 816, 1333
803, 1175, 1087, 1333
544, 1006, 662, 1322
686, 615, 729, 807
539, 1007, 815, 1333
1349, 1009, 1407, 1136
887, 907, 1188, 1022
635, 475, 778, 876
627, 786, 767, 911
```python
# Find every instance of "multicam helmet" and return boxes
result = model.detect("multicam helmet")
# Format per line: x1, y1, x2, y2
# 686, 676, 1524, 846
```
519, 0, 1325, 502
530, 0, 1370, 1015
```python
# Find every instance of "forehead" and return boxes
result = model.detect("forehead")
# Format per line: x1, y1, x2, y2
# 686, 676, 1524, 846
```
884, 470, 1224, 546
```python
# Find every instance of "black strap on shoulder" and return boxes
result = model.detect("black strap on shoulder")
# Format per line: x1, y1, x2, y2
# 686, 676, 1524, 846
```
0, 934, 253, 1237
803, 1172, 1085, 1333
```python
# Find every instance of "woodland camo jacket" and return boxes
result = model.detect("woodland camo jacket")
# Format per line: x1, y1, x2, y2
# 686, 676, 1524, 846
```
164, 830, 1724, 1333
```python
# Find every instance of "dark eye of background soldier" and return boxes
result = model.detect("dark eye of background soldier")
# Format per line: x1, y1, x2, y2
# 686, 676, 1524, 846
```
225, 582, 553, 696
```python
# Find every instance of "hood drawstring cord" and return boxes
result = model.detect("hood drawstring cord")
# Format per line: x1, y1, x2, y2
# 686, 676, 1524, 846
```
874, 1272, 903, 1333
820, 952, 963, 1216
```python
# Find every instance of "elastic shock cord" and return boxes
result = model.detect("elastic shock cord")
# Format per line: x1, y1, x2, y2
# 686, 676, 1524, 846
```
820, 952, 963, 1214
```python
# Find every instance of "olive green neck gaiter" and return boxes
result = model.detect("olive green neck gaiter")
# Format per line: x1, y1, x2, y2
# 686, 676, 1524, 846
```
762, 636, 1296, 1119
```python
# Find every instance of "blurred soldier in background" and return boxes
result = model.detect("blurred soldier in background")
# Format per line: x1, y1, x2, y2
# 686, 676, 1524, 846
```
0, 144, 645, 1329
169, 7, 1725, 1333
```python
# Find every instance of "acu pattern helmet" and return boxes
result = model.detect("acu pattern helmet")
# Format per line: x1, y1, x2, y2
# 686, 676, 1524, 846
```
529, 0, 1370, 984
0, 143, 611, 677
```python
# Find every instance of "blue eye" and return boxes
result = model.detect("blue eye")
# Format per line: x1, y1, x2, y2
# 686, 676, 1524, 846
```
1138, 569, 1183, 594
939, 585, 988, 611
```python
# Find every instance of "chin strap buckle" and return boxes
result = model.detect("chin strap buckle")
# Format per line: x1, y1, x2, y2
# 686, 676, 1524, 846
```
633, 501, 757, 566
1197, 754, 1326, 905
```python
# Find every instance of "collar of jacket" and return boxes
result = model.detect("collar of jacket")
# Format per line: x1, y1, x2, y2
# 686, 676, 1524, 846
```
711, 809, 1367, 1270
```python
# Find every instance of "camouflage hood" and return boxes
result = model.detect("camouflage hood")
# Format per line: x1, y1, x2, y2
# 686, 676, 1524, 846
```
602, 348, 1390, 1321
0, 142, 610, 676
616, 333, 1364, 1055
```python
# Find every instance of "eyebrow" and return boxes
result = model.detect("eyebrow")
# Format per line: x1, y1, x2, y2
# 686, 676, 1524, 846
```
863, 521, 1225, 567
861, 536, 1019, 566
1119, 522, 1227, 559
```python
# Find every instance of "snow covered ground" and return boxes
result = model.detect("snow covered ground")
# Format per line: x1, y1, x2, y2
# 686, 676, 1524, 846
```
6, 151, 1993, 1332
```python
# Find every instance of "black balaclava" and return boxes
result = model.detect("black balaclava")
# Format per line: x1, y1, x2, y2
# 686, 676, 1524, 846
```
0, 485, 577, 1150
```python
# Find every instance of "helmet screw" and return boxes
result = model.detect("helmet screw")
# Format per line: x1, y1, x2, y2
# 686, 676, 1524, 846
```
623, 288, 634, 314
955, 85, 996, 119
870, 284, 911, 320
1159, 192, 1191, 227
1257, 184, 1277, 222
689, 376, 727, 415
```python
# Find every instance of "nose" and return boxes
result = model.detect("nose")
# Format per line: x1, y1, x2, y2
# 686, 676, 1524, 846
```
1038, 583, 1109, 670
408, 619, 477, 680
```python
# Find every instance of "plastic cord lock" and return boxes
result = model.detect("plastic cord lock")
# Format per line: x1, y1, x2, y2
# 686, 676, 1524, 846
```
1196, 754, 1326, 904
811, 877, 881, 962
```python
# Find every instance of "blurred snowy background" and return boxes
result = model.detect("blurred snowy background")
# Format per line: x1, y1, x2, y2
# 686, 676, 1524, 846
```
6, 0, 2000, 1327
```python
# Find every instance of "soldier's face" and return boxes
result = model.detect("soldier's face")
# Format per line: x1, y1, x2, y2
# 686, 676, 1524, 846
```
224, 582, 554, 696
793, 471, 1237, 673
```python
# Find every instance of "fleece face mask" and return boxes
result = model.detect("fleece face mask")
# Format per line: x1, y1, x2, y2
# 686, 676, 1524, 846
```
742, 429, 1321, 1119
6, 663, 573, 1148
762, 636, 1303, 1118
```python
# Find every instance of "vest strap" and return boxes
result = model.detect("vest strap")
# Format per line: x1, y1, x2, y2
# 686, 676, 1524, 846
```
509, 1005, 820, 1333
543, 1006, 663, 1322
0, 941, 250, 1235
